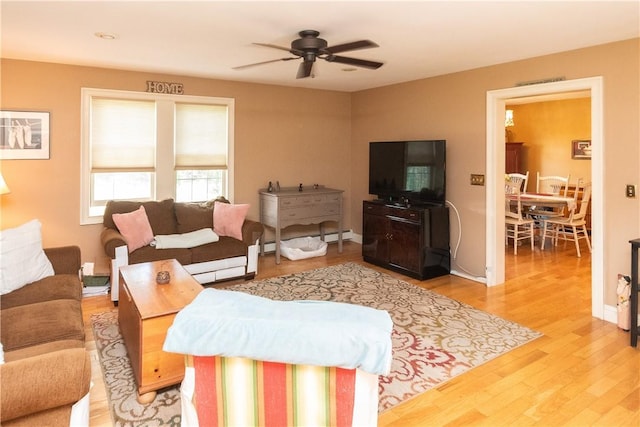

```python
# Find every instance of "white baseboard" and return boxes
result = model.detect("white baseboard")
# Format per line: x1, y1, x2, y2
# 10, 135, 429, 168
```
603, 304, 640, 326
261, 230, 354, 254
450, 269, 487, 284
603, 304, 618, 325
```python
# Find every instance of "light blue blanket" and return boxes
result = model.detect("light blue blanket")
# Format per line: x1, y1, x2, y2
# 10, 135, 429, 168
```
163, 288, 393, 375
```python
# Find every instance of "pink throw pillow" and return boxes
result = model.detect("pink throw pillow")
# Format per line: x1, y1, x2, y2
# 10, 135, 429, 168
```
213, 201, 249, 241
112, 205, 154, 252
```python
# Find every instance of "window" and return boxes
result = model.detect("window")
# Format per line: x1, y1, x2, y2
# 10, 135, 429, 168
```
405, 166, 433, 192
81, 88, 234, 224
174, 103, 228, 202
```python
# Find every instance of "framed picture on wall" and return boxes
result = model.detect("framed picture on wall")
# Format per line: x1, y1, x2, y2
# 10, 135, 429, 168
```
571, 139, 591, 160
0, 110, 50, 160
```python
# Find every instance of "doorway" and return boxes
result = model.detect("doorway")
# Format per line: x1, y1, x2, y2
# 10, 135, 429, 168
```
485, 77, 604, 320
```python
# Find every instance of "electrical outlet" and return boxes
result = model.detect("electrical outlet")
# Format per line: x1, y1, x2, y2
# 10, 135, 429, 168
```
626, 184, 636, 198
470, 174, 485, 186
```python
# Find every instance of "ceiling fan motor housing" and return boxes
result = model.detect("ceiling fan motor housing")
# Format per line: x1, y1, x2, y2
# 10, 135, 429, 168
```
291, 30, 328, 58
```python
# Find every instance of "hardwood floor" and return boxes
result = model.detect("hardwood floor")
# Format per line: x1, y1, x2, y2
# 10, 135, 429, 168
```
83, 240, 639, 426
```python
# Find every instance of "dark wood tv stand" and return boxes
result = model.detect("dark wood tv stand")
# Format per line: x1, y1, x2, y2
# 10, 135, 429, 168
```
362, 200, 450, 280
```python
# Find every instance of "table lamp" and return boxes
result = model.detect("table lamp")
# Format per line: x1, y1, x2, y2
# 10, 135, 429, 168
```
0, 173, 10, 195
505, 109, 515, 142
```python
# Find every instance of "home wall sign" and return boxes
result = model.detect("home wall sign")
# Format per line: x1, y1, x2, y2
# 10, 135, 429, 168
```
146, 80, 184, 95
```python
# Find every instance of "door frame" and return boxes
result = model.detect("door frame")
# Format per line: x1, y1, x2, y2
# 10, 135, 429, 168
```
485, 77, 604, 319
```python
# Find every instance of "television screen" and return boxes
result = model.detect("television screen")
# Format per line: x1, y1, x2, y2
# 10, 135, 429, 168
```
369, 140, 446, 205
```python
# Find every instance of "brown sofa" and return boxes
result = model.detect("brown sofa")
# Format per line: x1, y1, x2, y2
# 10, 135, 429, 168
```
101, 198, 264, 303
0, 246, 91, 426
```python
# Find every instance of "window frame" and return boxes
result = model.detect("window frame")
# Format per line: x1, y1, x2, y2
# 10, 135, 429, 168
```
80, 88, 234, 225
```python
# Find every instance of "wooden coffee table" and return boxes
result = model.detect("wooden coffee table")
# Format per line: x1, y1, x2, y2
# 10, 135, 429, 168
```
118, 259, 203, 402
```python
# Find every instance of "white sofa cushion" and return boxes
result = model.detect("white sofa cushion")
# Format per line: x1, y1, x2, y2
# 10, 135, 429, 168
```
0, 219, 54, 295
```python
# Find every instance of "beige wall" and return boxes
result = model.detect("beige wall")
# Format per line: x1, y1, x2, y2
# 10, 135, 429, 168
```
0, 60, 352, 267
1, 38, 638, 307
351, 38, 639, 306
510, 98, 591, 189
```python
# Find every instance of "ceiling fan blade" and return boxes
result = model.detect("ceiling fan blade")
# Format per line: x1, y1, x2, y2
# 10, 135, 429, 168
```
233, 57, 298, 70
324, 55, 384, 69
325, 40, 378, 54
254, 42, 306, 57
296, 61, 314, 79
253, 42, 291, 52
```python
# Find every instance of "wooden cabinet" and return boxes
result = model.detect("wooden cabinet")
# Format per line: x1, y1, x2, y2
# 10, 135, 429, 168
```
118, 260, 203, 397
259, 187, 343, 264
388, 216, 422, 273
506, 142, 524, 174
362, 200, 450, 280
362, 203, 389, 261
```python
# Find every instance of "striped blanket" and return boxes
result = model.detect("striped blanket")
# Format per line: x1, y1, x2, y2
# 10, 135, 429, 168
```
181, 355, 379, 427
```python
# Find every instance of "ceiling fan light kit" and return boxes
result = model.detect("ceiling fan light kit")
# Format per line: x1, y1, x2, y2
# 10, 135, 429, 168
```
234, 30, 384, 79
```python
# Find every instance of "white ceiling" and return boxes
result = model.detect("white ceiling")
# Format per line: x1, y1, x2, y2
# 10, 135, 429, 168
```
1, 1, 638, 92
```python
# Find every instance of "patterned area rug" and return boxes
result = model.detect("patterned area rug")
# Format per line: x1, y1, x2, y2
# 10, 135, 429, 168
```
91, 310, 181, 427
91, 262, 542, 424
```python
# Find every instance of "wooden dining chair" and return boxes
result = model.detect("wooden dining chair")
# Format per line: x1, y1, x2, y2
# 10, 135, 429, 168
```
528, 173, 572, 226
505, 180, 535, 255
540, 182, 592, 257
507, 171, 529, 193
536, 173, 570, 197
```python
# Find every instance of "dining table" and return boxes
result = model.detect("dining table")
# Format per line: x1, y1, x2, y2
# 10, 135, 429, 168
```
507, 192, 577, 247
507, 192, 576, 212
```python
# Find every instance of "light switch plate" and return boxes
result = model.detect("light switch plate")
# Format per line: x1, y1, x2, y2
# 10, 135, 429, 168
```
470, 174, 485, 186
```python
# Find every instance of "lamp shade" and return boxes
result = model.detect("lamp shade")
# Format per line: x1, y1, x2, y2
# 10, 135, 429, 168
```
0, 173, 10, 195
505, 109, 515, 127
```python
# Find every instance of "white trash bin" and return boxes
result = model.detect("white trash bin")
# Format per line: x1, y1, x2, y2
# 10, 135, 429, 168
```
280, 237, 328, 260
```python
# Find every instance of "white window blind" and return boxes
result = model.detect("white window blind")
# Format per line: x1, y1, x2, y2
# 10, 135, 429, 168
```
81, 88, 235, 225
91, 98, 156, 171
175, 103, 228, 169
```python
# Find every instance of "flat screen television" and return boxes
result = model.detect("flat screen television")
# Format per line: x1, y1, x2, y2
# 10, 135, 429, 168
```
369, 140, 446, 205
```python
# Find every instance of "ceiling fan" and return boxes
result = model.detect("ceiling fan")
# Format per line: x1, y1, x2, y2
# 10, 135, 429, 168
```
234, 30, 384, 79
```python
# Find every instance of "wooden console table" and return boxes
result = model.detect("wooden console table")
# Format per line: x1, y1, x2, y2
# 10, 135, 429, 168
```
259, 186, 343, 264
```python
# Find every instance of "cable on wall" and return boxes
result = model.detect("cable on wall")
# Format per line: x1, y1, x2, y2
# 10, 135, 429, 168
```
445, 199, 486, 280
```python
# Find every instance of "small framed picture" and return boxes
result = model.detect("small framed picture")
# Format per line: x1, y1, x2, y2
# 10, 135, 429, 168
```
571, 139, 591, 160
0, 110, 50, 160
